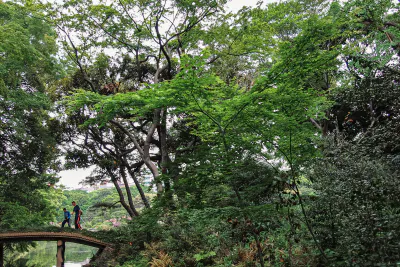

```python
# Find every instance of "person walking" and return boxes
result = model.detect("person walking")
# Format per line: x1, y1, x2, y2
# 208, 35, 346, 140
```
71, 201, 82, 230
61, 208, 71, 228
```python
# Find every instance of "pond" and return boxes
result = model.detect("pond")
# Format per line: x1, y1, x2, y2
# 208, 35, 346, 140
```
7, 241, 98, 267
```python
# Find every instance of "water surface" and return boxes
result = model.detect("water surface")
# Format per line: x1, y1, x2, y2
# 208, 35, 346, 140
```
10, 241, 98, 267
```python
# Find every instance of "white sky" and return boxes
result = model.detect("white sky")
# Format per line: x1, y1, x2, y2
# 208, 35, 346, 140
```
228, 0, 268, 12
59, 167, 94, 189
58, 0, 276, 188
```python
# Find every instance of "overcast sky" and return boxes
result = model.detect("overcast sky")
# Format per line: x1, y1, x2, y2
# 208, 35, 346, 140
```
59, 0, 276, 188
228, 0, 265, 12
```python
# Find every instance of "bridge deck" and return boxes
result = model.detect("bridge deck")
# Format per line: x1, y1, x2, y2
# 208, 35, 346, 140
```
0, 232, 109, 248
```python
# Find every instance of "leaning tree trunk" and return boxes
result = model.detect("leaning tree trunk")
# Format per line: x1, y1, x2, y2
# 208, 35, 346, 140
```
107, 168, 139, 217
122, 158, 151, 209
120, 166, 139, 214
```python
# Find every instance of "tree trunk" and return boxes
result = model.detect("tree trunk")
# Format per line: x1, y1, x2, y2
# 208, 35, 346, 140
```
159, 108, 170, 191
85, 136, 139, 217
123, 160, 151, 208
120, 166, 139, 214
107, 168, 138, 217
110, 119, 163, 195
144, 110, 163, 194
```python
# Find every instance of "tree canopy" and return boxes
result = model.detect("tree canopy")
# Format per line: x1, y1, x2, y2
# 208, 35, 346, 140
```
0, 1, 62, 228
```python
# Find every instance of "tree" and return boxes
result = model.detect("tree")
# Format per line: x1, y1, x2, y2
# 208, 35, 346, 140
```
0, 1, 62, 227
307, 1, 400, 264
51, 0, 228, 213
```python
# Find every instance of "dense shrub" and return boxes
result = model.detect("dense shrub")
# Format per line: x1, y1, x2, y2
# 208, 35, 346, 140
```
309, 139, 400, 265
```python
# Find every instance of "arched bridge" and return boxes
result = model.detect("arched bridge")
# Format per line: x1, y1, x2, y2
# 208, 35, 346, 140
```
0, 231, 108, 248
0, 231, 110, 267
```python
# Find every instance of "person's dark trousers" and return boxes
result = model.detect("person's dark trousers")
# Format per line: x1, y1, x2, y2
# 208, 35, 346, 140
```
75, 215, 82, 229
62, 219, 70, 228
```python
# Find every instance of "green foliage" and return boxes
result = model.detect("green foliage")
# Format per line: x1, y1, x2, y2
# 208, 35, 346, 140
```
109, 205, 286, 266
0, 2, 58, 90
0, 203, 40, 229
194, 251, 216, 262
0, 186, 64, 228
0, 1, 61, 233
310, 138, 400, 265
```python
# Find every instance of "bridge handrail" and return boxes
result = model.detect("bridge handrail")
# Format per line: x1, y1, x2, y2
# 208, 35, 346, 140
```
0, 231, 109, 248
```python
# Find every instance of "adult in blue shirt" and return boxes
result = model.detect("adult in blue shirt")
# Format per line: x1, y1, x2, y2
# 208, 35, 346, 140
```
61, 208, 71, 228
71, 201, 82, 230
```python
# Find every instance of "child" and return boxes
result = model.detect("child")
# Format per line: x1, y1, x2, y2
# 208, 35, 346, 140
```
61, 208, 71, 228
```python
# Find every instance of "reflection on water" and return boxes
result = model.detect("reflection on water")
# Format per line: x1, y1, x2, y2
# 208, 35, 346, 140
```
10, 241, 98, 267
